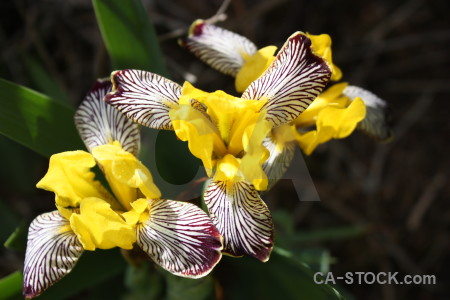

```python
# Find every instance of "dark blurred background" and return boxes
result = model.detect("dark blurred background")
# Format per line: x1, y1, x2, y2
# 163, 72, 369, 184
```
1, 0, 449, 299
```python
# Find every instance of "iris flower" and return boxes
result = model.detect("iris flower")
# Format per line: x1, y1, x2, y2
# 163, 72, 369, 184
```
180, 20, 391, 187
23, 80, 223, 298
104, 32, 332, 261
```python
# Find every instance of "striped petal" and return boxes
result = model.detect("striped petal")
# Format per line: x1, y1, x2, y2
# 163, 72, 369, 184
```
204, 180, 274, 262
105, 70, 182, 130
180, 20, 258, 77
262, 137, 296, 191
242, 32, 332, 127
343, 85, 392, 141
137, 199, 223, 278
74, 79, 140, 156
23, 211, 83, 298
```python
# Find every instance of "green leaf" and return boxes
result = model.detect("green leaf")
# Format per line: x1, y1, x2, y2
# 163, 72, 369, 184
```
164, 273, 214, 300
221, 252, 345, 300
0, 271, 22, 300
0, 78, 84, 158
93, 0, 169, 75
122, 263, 163, 300
0, 200, 21, 245
0, 135, 45, 193
4, 221, 27, 252
22, 56, 72, 107
38, 249, 126, 300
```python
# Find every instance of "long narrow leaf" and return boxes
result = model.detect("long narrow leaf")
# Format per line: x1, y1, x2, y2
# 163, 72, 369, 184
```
93, 0, 169, 75
0, 271, 22, 300
0, 78, 83, 158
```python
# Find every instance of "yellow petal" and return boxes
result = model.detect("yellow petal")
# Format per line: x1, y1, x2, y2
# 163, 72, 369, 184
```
295, 98, 366, 155
213, 117, 271, 191
235, 46, 277, 93
70, 197, 136, 250
214, 154, 242, 185
122, 198, 149, 225
92, 142, 161, 209
306, 33, 342, 81
239, 116, 272, 191
294, 82, 349, 127
169, 94, 226, 175
36, 151, 115, 209
318, 97, 366, 138
294, 127, 334, 155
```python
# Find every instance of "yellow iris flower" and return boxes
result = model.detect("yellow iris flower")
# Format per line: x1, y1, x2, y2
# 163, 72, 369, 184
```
170, 82, 271, 191
106, 30, 332, 262
23, 80, 223, 299
36, 142, 159, 250
293, 83, 366, 155
181, 20, 366, 157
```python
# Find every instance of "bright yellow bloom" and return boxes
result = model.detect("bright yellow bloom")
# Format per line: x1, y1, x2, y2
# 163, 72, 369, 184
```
24, 79, 224, 300
170, 82, 271, 191
106, 31, 332, 262
293, 83, 366, 155
36, 142, 158, 250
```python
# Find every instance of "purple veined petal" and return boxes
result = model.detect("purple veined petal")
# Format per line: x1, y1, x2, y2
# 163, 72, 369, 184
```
262, 136, 296, 191
137, 199, 223, 278
74, 79, 141, 156
204, 180, 274, 262
180, 20, 258, 77
343, 85, 392, 141
242, 32, 332, 128
23, 211, 83, 299
105, 70, 182, 130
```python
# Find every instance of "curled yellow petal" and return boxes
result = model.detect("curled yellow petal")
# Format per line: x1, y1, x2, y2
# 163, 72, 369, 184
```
122, 198, 149, 225
36, 150, 115, 209
235, 46, 277, 93
294, 82, 349, 128
70, 197, 136, 250
306, 33, 342, 81
294, 126, 334, 155
295, 98, 366, 155
318, 97, 366, 138
239, 115, 271, 191
92, 142, 161, 210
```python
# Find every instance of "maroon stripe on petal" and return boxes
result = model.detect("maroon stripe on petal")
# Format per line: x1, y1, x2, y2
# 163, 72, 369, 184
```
74, 79, 140, 156
181, 21, 257, 77
105, 70, 182, 130
204, 180, 274, 262
137, 199, 223, 278
242, 32, 332, 127
23, 211, 83, 299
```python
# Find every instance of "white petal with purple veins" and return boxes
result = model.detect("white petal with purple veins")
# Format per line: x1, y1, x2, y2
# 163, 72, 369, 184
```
204, 180, 274, 262
137, 199, 222, 278
181, 20, 258, 77
105, 70, 182, 130
23, 211, 83, 299
242, 33, 332, 127
74, 79, 140, 156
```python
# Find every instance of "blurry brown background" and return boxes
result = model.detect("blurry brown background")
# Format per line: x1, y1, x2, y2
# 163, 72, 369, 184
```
1, 0, 449, 299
